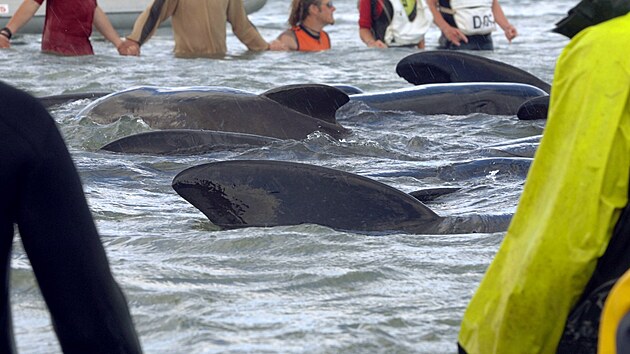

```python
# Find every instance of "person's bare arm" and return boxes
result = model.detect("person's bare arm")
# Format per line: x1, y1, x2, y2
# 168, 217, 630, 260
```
357, 0, 386, 48
0, 0, 40, 48
269, 30, 298, 51
359, 27, 387, 48
92, 7, 126, 52
425, 0, 467, 45
491, 0, 517, 42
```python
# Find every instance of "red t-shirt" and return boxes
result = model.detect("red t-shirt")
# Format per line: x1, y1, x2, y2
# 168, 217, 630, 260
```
35, 0, 96, 55
358, 0, 384, 29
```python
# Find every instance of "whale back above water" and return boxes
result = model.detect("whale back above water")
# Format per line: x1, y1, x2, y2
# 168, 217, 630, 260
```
479, 135, 542, 158
367, 157, 533, 180
78, 85, 351, 140
100, 129, 281, 155
351, 82, 547, 116
38, 91, 111, 108
396, 51, 552, 94
517, 95, 550, 120
172, 160, 512, 235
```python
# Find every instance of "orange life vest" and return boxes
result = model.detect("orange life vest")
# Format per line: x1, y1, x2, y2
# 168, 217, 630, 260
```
291, 26, 331, 51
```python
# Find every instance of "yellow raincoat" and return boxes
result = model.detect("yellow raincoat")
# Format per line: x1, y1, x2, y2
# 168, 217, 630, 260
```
459, 13, 630, 354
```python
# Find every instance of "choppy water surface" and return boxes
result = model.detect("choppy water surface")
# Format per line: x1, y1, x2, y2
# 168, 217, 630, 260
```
1, 0, 573, 352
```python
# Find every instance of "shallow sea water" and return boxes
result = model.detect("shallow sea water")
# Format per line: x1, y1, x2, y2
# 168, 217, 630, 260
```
1, 0, 574, 352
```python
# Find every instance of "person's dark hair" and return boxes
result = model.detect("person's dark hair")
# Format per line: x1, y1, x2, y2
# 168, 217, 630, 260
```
289, 0, 322, 26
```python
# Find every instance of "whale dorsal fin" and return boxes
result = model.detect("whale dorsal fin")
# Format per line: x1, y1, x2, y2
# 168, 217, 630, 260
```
172, 160, 440, 233
261, 84, 349, 124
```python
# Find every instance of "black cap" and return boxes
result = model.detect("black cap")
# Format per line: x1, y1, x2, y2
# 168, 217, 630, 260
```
553, 0, 630, 38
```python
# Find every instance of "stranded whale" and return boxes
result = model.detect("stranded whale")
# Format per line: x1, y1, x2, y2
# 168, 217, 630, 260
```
396, 50, 552, 93
100, 129, 281, 155
78, 82, 545, 137
395, 51, 552, 120
171, 160, 512, 235
516, 95, 550, 120
351, 82, 545, 116
77, 82, 545, 125
477, 135, 541, 158
367, 157, 533, 180
44, 52, 552, 120
78, 85, 351, 140
79, 82, 545, 154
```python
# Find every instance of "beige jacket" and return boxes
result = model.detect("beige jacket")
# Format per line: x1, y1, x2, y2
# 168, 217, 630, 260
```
127, 0, 268, 57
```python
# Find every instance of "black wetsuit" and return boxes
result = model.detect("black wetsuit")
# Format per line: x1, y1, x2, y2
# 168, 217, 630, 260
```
437, 0, 494, 50
0, 81, 142, 353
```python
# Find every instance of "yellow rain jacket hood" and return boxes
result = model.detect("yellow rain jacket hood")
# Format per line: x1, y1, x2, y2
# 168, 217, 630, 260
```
459, 13, 630, 354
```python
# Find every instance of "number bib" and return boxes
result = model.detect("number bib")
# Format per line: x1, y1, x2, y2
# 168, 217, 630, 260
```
449, 0, 496, 35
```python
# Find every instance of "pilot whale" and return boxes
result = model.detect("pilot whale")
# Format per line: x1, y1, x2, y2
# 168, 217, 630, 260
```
172, 160, 512, 235
477, 135, 541, 158
368, 157, 533, 180
38, 91, 111, 107
351, 82, 546, 116
396, 51, 552, 119
396, 50, 552, 94
78, 84, 351, 140
78, 81, 547, 154
100, 129, 281, 155
79, 82, 545, 141
516, 95, 550, 120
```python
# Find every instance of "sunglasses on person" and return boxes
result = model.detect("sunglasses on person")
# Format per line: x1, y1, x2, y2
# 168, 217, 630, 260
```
322, 1, 334, 8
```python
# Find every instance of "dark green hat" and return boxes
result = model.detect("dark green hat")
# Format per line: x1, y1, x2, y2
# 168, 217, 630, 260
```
553, 0, 630, 38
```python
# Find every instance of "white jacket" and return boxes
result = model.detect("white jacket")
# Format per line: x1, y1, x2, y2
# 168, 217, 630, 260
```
384, 0, 432, 46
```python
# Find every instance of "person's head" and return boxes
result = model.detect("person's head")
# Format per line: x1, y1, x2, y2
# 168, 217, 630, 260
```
288, 0, 336, 27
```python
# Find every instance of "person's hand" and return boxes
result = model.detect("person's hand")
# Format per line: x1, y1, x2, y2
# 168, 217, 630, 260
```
118, 39, 140, 56
269, 39, 288, 51
441, 25, 468, 46
503, 24, 517, 42
0, 35, 10, 49
367, 39, 387, 48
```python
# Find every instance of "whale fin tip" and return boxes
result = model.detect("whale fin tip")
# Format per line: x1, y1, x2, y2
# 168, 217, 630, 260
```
261, 84, 349, 124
